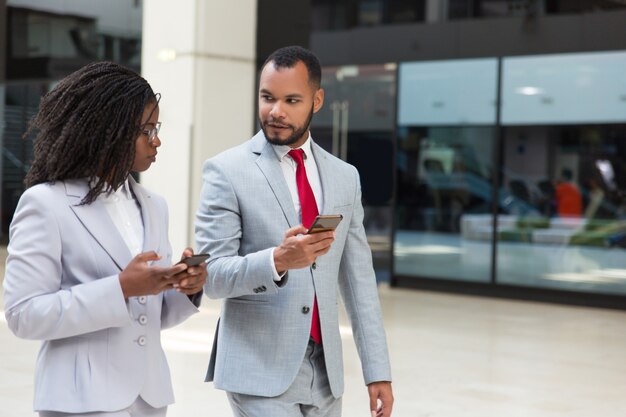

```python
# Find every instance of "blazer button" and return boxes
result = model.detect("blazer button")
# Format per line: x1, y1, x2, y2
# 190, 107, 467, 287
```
137, 336, 147, 346
138, 296, 147, 304
302, 306, 310, 314
138, 314, 148, 325
312, 262, 317, 270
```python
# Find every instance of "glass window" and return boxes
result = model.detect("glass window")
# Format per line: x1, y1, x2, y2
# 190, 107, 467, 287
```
395, 58, 499, 283
497, 124, 626, 295
447, 0, 540, 20
501, 50, 626, 125
545, 0, 626, 14
395, 126, 497, 282
311, 64, 396, 282
1, 1, 142, 235
398, 58, 499, 126
311, 0, 426, 31
1, 83, 41, 233
447, 0, 626, 20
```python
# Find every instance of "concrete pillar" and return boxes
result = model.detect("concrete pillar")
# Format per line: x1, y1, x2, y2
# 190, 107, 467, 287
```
141, 0, 257, 254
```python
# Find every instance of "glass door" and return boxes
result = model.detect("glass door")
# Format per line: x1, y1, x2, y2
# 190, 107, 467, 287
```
311, 64, 397, 282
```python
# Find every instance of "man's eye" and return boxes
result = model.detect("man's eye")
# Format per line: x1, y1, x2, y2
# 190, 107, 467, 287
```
261, 95, 274, 101
287, 99, 300, 104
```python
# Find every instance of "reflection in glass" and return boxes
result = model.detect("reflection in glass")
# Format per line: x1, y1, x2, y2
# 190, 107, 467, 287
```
496, 125, 626, 295
311, 64, 396, 282
1, 2, 143, 236
311, 0, 426, 31
1, 83, 41, 235
395, 127, 496, 282
502, 50, 626, 125
398, 58, 498, 126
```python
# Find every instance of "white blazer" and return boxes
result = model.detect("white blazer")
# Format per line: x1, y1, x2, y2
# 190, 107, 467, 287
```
3, 178, 200, 413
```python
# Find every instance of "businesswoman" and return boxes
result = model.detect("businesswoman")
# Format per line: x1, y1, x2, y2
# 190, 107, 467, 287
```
3, 61, 206, 417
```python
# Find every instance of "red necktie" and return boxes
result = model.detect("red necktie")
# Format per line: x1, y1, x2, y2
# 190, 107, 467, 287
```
288, 149, 322, 344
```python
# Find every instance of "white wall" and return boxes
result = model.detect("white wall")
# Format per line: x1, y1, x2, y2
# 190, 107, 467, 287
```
141, 0, 257, 255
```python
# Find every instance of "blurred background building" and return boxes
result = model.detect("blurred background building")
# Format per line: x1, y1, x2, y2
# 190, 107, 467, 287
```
2, 0, 626, 309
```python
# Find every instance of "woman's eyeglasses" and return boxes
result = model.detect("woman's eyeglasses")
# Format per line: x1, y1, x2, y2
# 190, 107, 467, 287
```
141, 122, 161, 144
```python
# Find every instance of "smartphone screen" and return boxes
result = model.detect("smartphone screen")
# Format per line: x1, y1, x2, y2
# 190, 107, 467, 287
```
307, 214, 343, 234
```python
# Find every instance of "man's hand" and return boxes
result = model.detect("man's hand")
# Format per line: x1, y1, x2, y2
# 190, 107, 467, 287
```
368, 381, 393, 417
173, 248, 207, 295
273, 225, 335, 273
119, 251, 187, 299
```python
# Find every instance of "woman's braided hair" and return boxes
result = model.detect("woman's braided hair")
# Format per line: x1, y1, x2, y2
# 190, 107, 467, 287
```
24, 61, 157, 205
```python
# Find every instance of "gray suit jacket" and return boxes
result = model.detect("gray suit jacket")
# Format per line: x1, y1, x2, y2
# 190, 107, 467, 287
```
196, 131, 391, 398
3, 178, 200, 413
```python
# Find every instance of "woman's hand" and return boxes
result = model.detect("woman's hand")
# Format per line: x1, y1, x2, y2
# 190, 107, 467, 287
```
173, 248, 208, 295
119, 251, 187, 299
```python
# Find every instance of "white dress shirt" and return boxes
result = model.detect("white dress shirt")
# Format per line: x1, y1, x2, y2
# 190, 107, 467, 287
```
269, 133, 324, 279
272, 134, 324, 217
100, 180, 144, 257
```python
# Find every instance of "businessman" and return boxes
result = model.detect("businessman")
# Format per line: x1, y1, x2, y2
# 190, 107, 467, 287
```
196, 45, 393, 417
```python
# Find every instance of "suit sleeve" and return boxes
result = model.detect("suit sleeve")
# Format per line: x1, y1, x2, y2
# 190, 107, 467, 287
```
3, 189, 131, 340
338, 167, 393, 385
195, 159, 284, 299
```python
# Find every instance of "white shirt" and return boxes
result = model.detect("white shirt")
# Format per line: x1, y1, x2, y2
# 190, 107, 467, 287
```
269, 133, 324, 280
100, 180, 144, 257
271, 134, 324, 218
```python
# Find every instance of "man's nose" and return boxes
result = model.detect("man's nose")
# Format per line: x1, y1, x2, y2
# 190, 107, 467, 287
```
269, 102, 285, 119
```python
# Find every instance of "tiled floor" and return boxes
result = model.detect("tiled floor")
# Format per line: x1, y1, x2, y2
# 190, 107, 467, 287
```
3, 258, 626, 416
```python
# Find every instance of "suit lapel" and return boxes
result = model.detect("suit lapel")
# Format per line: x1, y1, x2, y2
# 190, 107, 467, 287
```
252, 131, 298, 227
66, 180, 132, 271
310, 141, 336, 215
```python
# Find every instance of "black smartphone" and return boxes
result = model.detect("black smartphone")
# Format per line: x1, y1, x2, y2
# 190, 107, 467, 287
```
307, 214, 343, 234
177, 253, 210, 266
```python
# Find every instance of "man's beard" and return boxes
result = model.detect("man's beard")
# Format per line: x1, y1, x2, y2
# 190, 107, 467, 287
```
261, 105, 314, 147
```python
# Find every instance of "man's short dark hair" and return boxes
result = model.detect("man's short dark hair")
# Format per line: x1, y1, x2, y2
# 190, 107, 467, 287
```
262, 46, 322, 89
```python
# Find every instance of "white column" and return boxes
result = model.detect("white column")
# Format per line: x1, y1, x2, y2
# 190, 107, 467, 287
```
141, 0, 257, 255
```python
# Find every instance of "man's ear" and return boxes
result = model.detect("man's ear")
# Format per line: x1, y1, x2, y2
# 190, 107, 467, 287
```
313, 88, 324, 113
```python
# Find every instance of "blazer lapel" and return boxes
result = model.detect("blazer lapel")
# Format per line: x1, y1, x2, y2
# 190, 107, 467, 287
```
66, 180, 132, 271
310, 141, 337, 215
129, 177, 161, 254
252, 131, 298, 227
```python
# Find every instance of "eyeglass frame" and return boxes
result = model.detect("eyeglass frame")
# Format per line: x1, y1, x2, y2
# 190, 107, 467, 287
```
140, 121, 161, 144
139, 92, 162, 145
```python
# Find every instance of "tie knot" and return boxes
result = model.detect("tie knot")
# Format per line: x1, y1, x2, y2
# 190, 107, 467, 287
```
288, 149, 305, 166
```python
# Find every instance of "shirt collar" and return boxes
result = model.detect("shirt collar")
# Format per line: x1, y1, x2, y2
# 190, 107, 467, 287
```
95, 178, 133, 202
271, 132, 313, 162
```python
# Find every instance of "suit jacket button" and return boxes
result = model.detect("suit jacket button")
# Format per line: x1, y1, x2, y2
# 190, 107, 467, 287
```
312, 262, 317, 270
302, 306, 310, 314
137, 336, 147, 346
